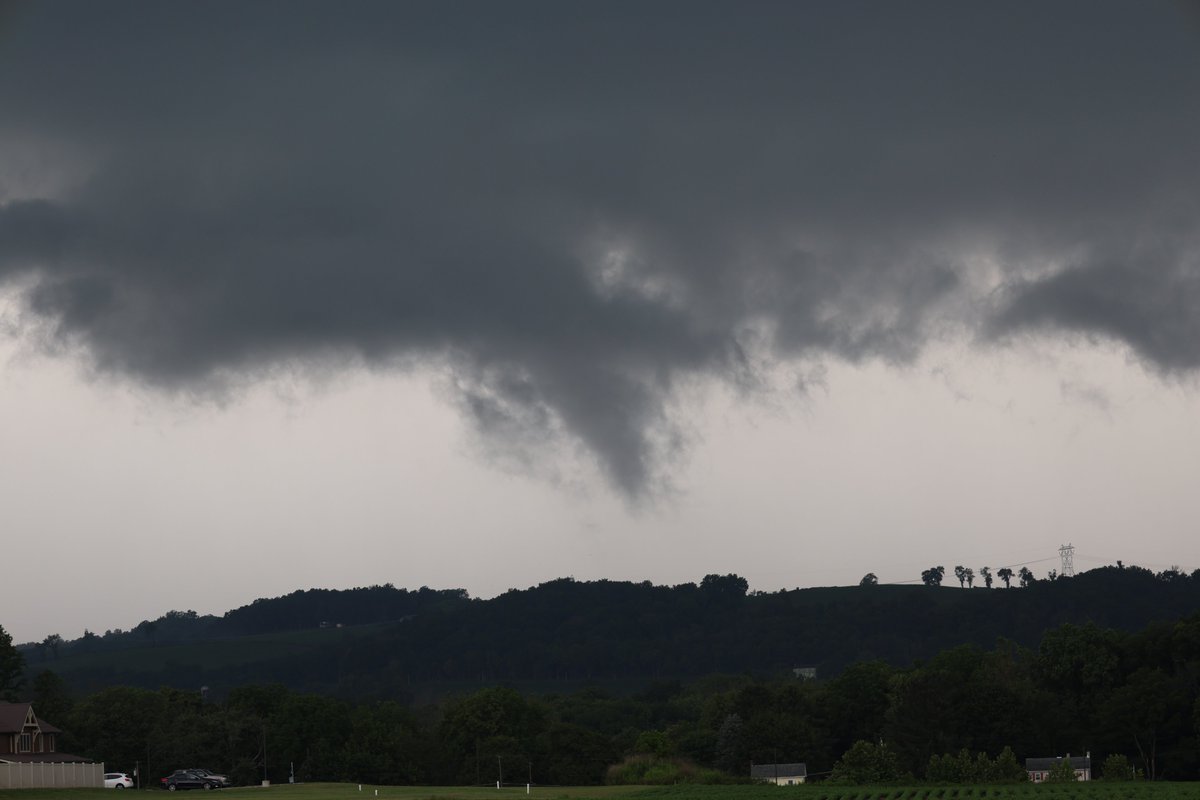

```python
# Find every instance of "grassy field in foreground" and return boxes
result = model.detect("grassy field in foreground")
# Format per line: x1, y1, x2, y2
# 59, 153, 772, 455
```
1, 784, 1196, 800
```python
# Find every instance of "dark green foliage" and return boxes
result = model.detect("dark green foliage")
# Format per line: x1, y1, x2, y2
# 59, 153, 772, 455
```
0, 623, 24, 701
830, 740, 906, 784
18, 564, 1200, 786
1099, 753, 1136, 781
605, 754, 730, 785
30, 669, 72, 735
1045, 757, 1080, 783
29, 567, 1200, 702
926, 748, 1031, 784
992, 748, 1027, 782
713, 713, 744, 773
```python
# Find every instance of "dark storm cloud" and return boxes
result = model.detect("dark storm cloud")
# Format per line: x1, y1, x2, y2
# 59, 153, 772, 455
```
2, 0, 1199, 495
991, 255, 1200, 370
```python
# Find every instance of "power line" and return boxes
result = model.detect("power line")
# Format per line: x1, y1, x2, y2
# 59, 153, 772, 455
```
995, 556, 1059, 570
1074, 553, 1194, 572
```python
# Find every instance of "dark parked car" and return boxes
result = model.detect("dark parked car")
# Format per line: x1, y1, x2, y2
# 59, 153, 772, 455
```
186, 769, 230, 787
161, 770, 222, 791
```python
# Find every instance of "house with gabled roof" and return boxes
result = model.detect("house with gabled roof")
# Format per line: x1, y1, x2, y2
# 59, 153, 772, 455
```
0, 702, 99, 788
1025, 753, 1091, 782
751, 762, 807, 785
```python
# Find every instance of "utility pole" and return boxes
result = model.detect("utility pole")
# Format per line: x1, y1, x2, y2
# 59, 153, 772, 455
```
1059, 543, 1075, 577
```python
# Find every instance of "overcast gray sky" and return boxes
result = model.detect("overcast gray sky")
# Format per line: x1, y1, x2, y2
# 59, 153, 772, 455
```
3, 0, 1200, 644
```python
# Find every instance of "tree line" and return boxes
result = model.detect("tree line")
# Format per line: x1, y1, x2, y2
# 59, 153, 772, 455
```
919, 564, 1033, 588
27, 565, 1200, 699
6, 606, 1200, 785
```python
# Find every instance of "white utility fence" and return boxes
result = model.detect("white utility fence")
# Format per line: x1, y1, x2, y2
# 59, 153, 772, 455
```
0, 761, 104, 788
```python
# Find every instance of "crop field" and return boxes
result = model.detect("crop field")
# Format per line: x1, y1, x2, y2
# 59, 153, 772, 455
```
1, 784, 1197, 800
634, 784, 1200, 800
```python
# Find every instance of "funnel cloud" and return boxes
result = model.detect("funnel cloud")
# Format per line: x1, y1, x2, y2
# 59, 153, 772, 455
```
3, 1, 1200, 496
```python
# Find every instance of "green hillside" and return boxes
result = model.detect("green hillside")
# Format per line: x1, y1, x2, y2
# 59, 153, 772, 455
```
23, 565, 1200, 699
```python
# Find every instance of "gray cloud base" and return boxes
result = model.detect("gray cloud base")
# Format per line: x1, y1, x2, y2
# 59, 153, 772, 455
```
2, 0, 1199, 495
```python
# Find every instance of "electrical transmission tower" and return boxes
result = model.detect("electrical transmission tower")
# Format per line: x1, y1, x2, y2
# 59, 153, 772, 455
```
1059, 543, 1075, 577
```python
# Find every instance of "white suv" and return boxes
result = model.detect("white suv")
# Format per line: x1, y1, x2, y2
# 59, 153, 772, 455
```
104, 772, 134, 789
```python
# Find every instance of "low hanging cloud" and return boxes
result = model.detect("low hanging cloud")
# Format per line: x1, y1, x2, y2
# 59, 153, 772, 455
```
2, 1, 1199, 497
990, 255, 1200, 371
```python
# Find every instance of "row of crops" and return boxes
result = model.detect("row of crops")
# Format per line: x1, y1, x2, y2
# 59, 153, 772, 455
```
628, 783, 1195, 800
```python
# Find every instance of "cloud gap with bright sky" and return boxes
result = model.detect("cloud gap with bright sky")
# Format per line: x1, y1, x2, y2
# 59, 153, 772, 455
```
2, 0, 1200, 643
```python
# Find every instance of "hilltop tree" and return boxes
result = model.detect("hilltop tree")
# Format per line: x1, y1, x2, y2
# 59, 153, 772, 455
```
980, 567, 993, 589
78, 629, 99, 653
0, 623, 24, 701
964, 568, 975, 588
42, 633, 63, 660
699, 573, 749, 600
997, 567, 1014, 588
954, 566, 967, 587
138, 619, 158, 646
921, 566, 946, 586
860, 573, 878, 586
1018, 567, 1035, 587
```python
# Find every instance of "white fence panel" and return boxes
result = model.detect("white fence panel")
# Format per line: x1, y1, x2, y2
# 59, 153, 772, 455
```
0, 761, 104, 788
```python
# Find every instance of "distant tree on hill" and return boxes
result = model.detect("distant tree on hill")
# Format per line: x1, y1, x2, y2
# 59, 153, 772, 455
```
860, 573, 878, 586
921, 566, 946, 586
954, 566, 967, 587
42, 634, 63, 660
1157, 566, 1185, 582
964, 568, 975, 588
980, 567, 993, 588
0, 624, 25, 701
137, 620, 158, 646
997, 567, 1014, 588
1018, 567, 1035, 587
699, 573, 749, 599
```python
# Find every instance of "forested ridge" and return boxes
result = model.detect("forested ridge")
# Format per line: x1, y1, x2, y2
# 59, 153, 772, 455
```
8, 608, 1200, 785
19, 564, 1200, 697
4, 563, 1200, 785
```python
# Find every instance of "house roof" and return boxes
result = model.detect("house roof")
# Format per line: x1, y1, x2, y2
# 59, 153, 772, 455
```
751, 763, 807, 778
1025, 756, 1091, 771
0, 702, 61, 734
